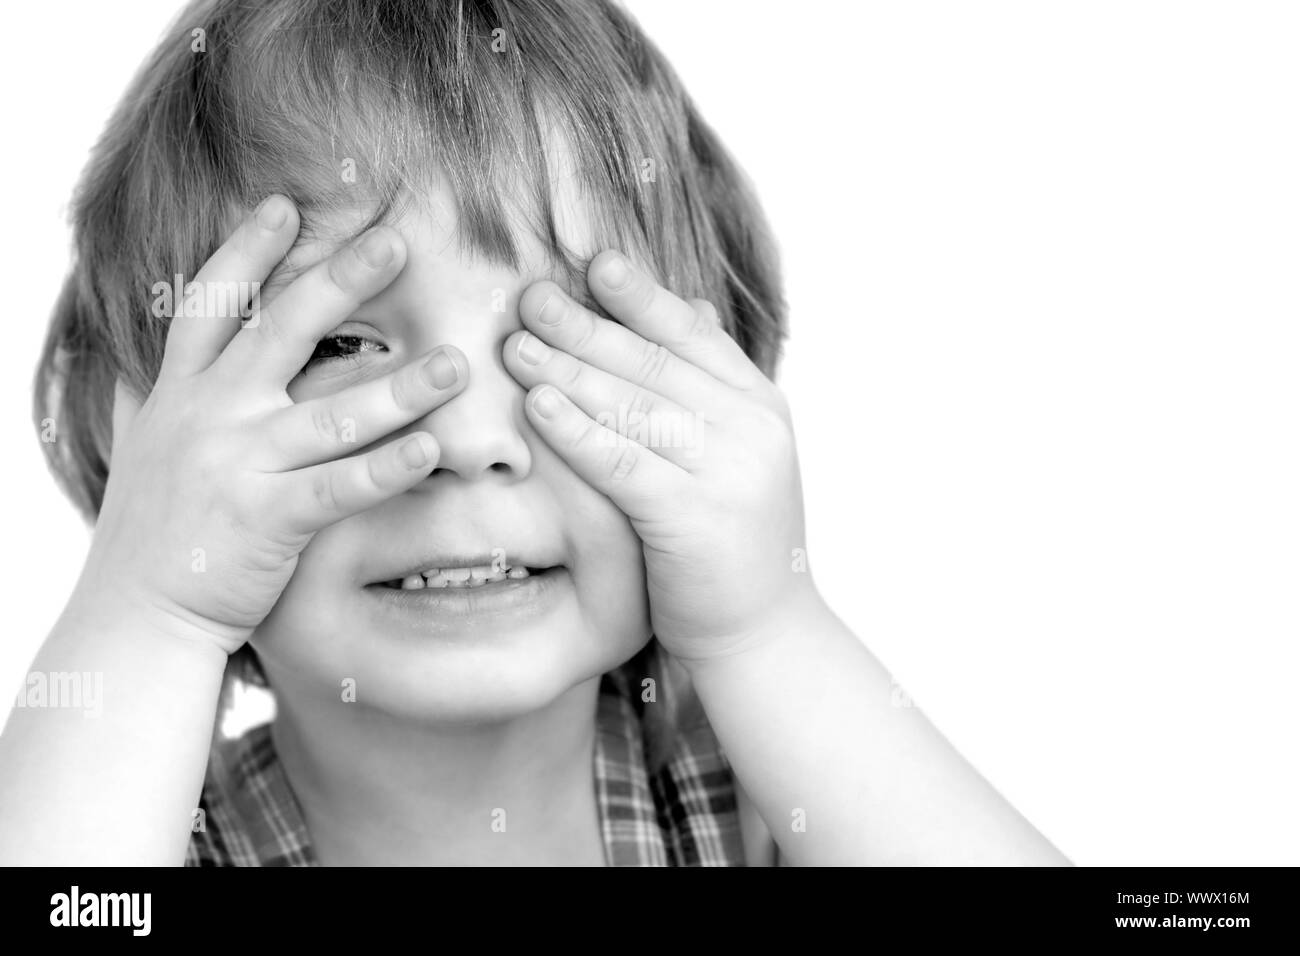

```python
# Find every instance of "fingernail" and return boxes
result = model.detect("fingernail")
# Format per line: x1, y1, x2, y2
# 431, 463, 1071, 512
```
423, 349, 459, 389
400, 434, 434, 469
599, 254, 630, 290
531, 385, 562, 418
357, 230, 395, 268
537, 292, 562, 326
257, 196, 288, 230
517, 333, 551, 366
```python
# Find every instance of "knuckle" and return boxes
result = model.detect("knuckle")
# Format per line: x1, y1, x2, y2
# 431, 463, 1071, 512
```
569, 418, 598, 455
687, 299, 719, 339
228, 225, 258, 266
634, 341, 672, 387
567, 310, 599, 356
325, 249, 362, 296
625, 386, 656, 422
560, 356, 585, 392
310, 403, 348, 444
625, 276, 657, 316
310, 470, 339, 514
570, 417, 592, 445
255, 308, 288, 348
389, 366, 421, 412
365, 449, 388, 490
605, 444, 640, 483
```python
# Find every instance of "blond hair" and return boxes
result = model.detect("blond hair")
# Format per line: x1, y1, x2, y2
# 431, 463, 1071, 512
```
36, 0, 786, 771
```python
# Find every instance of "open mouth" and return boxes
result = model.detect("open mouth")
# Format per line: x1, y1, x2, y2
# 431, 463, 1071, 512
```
361, 548, 570, 627
376, 564, 559, 591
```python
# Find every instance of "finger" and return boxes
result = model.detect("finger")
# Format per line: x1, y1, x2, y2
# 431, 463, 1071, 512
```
504, 331, 703, 468
586, 250, 766, 390
214, 226, 407, 386
109, 379, 144, 470
275, 431, 439, 534
517, 281, 738, 415
160, 195, 299, 379
523, 384, 684, 516
262, 346, 466, 469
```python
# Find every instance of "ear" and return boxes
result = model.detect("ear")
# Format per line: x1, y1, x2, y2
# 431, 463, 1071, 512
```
110, 378, 143, 469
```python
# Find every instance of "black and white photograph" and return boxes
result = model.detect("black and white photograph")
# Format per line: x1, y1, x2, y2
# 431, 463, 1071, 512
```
0, 0, 1294, 929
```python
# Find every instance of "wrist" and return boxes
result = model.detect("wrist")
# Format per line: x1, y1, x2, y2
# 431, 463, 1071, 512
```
62, 575, 242, 665
675, 583, 833, 680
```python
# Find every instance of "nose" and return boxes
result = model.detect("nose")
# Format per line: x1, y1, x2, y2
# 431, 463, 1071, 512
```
414, 351, 533, 482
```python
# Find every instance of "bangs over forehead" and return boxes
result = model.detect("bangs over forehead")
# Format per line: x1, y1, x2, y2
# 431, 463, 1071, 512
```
200, 0, 676, 285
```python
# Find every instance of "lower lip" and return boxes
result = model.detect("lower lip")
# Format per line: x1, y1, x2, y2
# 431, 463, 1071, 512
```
362, 567, 568, 636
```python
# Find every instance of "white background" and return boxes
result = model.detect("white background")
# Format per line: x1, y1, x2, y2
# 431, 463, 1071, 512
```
1, 1, 1296, 865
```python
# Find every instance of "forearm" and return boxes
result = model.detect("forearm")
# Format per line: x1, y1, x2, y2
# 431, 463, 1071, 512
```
686, 591, 1071, 866
0, 588, 227, 865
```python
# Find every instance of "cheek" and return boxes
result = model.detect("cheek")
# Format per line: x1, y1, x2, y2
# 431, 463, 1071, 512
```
245, 518, 366, 670
566, 487, 652, 654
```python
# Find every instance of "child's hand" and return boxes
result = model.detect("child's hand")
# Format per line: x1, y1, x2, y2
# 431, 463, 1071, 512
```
504, 252, 815, 666
82, 196, 467, 654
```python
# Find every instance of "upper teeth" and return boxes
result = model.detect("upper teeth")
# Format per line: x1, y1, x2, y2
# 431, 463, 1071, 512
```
397, 565, 531, 589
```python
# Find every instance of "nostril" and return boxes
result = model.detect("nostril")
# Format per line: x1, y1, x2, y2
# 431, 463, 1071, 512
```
420, 421, 531, 481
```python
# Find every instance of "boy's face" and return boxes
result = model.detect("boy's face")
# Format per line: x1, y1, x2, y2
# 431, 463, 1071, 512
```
249, 174, 651, 721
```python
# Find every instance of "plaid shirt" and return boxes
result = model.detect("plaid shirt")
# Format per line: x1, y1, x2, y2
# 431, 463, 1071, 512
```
186, 666, 753, 866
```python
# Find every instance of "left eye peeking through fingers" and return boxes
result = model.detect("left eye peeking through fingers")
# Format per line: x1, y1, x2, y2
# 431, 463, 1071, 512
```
306, 333, 386, 368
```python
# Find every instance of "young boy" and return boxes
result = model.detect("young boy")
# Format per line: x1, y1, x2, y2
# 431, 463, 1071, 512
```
2, 0, 1069, 865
